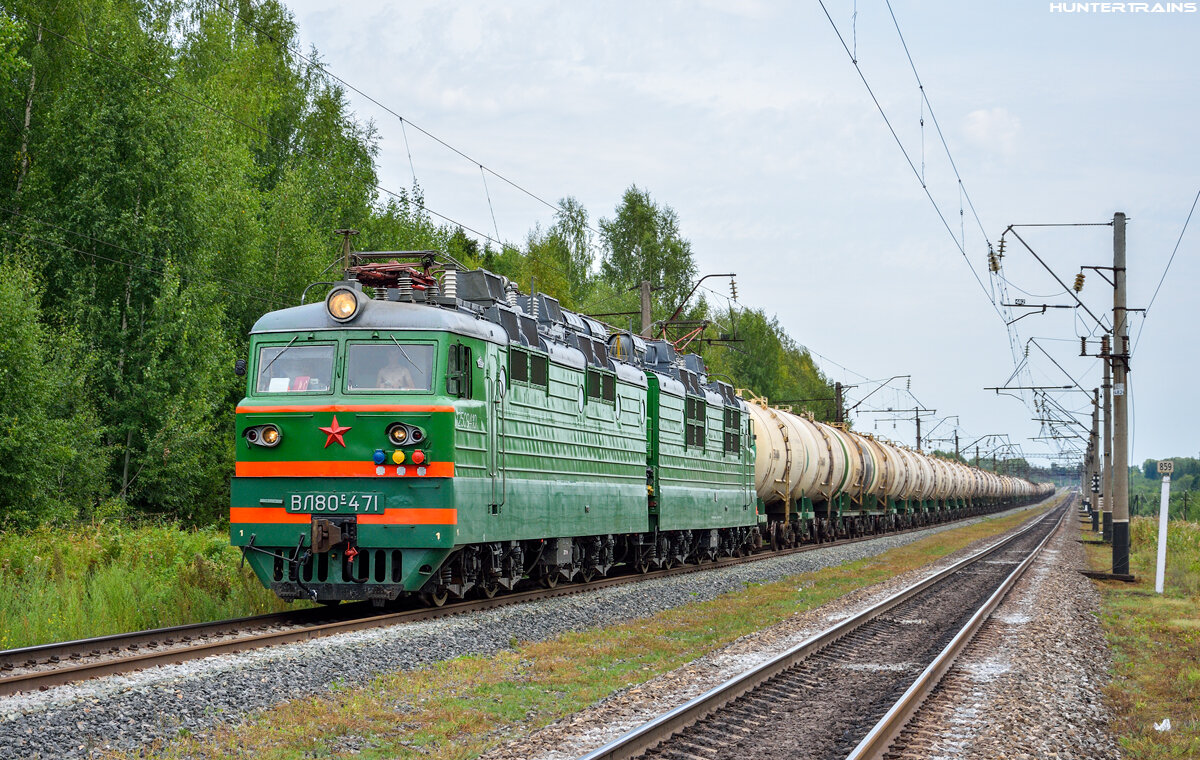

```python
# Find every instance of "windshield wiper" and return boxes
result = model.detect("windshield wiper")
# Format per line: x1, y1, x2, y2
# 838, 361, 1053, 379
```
258, 336, 299, 380
389, 335, 426, 381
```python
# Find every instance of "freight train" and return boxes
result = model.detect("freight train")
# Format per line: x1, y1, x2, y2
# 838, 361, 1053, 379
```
231, 252, 1052, 606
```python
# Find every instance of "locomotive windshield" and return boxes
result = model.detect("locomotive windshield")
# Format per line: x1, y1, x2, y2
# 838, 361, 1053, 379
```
255, 344, 335, 393
346, 342, 434, 392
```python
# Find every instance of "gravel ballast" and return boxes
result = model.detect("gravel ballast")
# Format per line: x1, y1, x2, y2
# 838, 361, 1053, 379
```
483, 499, 1115, 760
0, 503, 1049, 759
886, 510, 1118, 759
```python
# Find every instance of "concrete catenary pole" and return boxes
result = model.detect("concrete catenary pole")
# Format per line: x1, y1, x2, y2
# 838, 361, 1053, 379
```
1091, 388, 1101, 532
1112, 212, 1131, 575
1102, 348, 1114, 541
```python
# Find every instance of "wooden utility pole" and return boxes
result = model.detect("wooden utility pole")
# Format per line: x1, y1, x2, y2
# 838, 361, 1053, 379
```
639, 280, 652, 337
1112, 212, 1131, 575
335, 228, 358, 274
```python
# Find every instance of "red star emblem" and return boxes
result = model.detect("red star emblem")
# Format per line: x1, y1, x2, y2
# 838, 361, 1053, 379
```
318, 415, 352, 448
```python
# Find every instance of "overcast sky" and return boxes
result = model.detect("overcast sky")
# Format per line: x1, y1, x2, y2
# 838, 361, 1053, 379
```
284, 0, 1197, 468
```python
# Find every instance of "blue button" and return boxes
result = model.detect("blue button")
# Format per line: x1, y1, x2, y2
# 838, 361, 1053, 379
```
373, 449, 386, 465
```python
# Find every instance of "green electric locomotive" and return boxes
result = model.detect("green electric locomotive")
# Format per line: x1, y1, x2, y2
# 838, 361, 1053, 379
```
231, 252, 757, 605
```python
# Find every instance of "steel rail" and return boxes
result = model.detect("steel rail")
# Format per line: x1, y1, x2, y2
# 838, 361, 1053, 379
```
847, 497, 1070, 760
0, 604, 370, 670
0, 497, 1058, 697
576, 496, 1068, 760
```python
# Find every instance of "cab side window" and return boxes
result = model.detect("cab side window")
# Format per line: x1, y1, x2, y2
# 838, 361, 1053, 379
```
447, 343, 473, 398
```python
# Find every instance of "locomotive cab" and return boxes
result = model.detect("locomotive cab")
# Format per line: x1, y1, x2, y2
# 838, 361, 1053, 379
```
232, 261, 501, 605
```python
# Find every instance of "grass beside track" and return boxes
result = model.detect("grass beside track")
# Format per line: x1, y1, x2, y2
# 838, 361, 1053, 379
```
1085, 516, 1200, 759
116, 499, 1061, 760
0, 522, 299, 650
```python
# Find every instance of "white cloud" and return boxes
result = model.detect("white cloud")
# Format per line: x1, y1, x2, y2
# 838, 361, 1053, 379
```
963, 107, 1021, 156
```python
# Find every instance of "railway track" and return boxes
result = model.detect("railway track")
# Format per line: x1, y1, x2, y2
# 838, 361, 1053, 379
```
0, 498, 1060, 698
578, 496, 1071, 760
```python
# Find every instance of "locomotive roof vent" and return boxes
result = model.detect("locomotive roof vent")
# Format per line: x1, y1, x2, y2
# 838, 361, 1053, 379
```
535, 293, 563, 324
457, 269, 508, 305
644, 340, 677, 366
681, 353, 707, 378
643, 340, 682, 382
483, 304, 523, 344
607, 333, 647, 364
518, 312, 541, 348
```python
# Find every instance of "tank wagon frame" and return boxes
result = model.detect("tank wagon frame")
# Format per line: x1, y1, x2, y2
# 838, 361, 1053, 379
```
230, 251, 1052, 606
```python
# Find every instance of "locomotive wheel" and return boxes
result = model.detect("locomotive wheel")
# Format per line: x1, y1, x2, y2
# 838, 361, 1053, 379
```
479, 581, 501, 599
580, 566, 596, 583
420, 587, 449, 607
541, 571, 560, 588
636, 558, 653, 574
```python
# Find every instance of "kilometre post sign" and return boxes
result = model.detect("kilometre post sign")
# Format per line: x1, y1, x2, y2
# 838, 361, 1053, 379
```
1155, 460, 1173, 593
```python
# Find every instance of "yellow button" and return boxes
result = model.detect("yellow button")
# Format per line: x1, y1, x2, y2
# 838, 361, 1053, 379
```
392, 450, 405, 464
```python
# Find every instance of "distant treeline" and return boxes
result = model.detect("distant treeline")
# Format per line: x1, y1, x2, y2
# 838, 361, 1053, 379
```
0, 0, 836, 528
1129, 458, 1200, 520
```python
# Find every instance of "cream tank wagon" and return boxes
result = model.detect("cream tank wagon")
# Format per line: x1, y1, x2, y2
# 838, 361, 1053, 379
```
742, 399, 1053, 547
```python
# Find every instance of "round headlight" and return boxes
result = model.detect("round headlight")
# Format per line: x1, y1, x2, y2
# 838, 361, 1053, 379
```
386, 423, 409, 446
326, 288, 359, 322
260, 425, 281, 447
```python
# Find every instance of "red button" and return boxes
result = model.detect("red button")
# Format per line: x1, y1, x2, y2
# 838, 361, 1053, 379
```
411, 449, 426, 465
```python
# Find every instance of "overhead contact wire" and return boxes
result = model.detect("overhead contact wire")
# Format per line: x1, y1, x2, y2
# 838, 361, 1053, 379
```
815, 0, 1002, 324
210, 0, 604, 237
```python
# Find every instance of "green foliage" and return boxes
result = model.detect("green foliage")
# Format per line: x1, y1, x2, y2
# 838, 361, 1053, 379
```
1140, 457, 1200, 483
0, 15, 29, 84
1087, 517, 1200, 758
701, 307, 837, 421
600, 184, 697, 312
0, 520, 298, 648
0, 1, 842, 530
932, 450, 967, 464
0, 0, 391, 525
0, 258, 64, 526
1129, 459, 1199, 519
